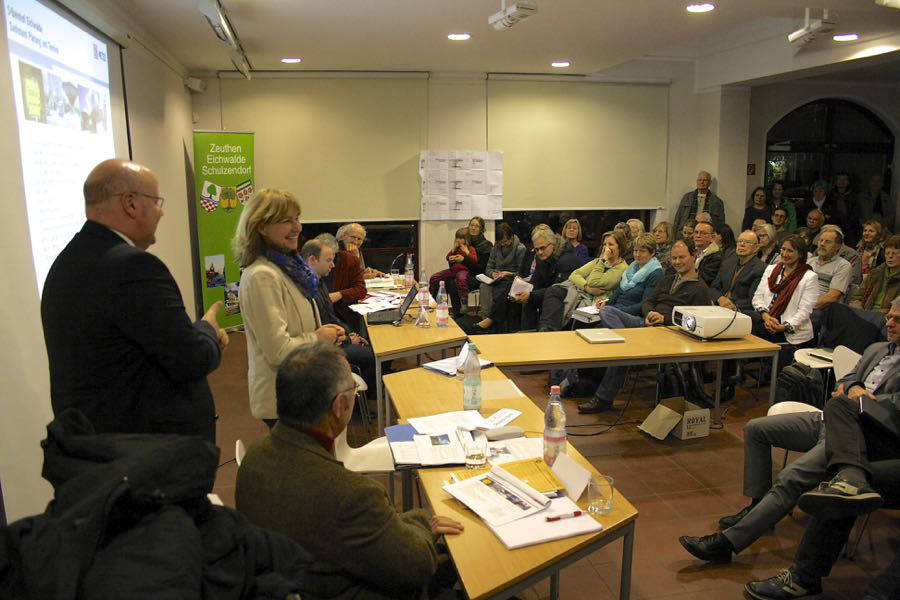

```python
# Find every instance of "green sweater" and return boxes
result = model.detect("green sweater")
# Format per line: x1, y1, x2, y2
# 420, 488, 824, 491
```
568, 258, 627, 299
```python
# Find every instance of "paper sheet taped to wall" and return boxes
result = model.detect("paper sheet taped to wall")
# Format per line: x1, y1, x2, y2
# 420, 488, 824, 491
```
419, 150, 503, 220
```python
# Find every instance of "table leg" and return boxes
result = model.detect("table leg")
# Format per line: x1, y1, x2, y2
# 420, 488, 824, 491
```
376, 358, 384, 435
713, 360, 723, 426
620, 522, 634, 600
549, 572, 559, 600
768, 352, 779, 406
402, 469, 413, 511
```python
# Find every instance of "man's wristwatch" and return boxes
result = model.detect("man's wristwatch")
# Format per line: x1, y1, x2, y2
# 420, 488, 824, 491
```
783, 321, 795, 334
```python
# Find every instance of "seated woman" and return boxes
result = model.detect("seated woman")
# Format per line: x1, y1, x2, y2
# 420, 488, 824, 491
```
429, 227, 478, 316
235, 189, 346, 427
716, 224, 737, 264
614, 222, 635, 264
755, 223, 781, 266
560, 218, 590, 265
596, 233, 664, 318
463, 216, 493, 310
680, 217, 697, 241
627, 218, 645, 241
537, 230, 628, 332
336, 222, 384, 279
750, 234, 819, 373
851, 233, 900, 314
742, 186, 772, 231
653, 221, 675, 269
474, 223, 526, 331
857, 218, 887, 279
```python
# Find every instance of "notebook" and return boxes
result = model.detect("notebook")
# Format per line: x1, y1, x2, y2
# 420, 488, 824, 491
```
576, 328, 625, 344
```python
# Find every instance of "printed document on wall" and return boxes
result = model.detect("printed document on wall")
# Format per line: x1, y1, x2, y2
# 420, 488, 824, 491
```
419, 149, 503, 221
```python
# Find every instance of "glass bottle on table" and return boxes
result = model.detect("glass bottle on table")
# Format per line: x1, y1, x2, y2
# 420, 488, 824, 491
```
462, 343, 482, 411
404, 253, 415, 287
435, 281, 449, 328
414, 272, 430, 328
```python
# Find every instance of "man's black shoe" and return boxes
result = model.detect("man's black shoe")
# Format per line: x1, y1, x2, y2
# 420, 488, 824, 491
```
798, 475, 883, 520
745, 568, 822, 599
718, 503, 755, 529
678, 532, 734, 563
578, 398, 613, 414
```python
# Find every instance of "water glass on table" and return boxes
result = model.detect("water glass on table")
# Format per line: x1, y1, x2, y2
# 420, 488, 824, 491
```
587, 475, 614, 514
390, 268, 401, 286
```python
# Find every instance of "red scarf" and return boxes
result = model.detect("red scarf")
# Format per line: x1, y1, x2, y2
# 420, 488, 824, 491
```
766, 262, 811, 320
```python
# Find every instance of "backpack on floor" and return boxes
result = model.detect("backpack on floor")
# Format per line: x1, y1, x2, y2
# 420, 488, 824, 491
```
772, 361, 824, 409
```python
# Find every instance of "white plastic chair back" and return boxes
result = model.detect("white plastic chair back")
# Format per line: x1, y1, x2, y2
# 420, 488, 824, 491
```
334, 428, 395, 473
767, 401, 823, 418
832, 345, 862, 382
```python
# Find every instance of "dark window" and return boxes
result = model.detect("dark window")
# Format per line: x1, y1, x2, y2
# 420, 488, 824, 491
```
765, 98, 893, 199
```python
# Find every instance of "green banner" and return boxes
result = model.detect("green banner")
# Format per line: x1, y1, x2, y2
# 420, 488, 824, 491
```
193, 130, 254, 329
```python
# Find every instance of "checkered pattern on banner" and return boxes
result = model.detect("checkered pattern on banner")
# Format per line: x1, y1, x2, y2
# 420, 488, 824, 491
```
200, 197, 218, 212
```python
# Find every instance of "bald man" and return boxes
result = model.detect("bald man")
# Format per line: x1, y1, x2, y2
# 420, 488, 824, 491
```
674, 171, 726, 236
41, 159, 228, 442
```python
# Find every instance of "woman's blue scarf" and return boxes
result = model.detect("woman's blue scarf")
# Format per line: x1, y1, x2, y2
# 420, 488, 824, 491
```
618, 256, 661, 292
264, 243, 319, 298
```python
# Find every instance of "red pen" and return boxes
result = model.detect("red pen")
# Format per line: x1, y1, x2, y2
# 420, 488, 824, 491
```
545, 510, 583, 521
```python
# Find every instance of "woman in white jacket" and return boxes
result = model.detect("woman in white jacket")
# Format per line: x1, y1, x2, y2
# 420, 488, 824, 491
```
751, 234, 819, 373
233, 189, 345, 426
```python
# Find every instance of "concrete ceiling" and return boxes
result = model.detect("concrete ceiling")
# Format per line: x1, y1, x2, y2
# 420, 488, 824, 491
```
118, 0, 900, 77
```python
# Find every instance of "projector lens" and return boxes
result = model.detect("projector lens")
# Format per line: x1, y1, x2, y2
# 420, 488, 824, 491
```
684, 315, 696, 331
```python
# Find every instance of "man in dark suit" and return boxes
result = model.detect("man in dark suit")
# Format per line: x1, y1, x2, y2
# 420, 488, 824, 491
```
673, 171, 726, 235
692, 221, 722, 286
236, 342, 463, 599
41, 159, 228, 442
710, 229, 765, 315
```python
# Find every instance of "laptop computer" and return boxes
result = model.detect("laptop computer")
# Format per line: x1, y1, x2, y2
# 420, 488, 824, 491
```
575, 328, 625, 344
367, 284, 419, 325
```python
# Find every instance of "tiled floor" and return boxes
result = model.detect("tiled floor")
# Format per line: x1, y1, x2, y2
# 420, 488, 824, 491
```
211, 333, 898, 599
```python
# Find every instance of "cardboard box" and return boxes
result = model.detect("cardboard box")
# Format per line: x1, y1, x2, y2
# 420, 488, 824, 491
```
638, 397, 710, 441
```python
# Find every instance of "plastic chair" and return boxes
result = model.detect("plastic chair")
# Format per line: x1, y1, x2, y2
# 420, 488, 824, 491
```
235, 439, 246, 467
832, 345, 862, 382
766, 401, 823, 469
350, 370, 372, 439
334, 426, 397, 502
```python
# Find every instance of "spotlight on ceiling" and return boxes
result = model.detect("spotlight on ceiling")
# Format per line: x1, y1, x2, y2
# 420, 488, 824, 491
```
686, 3, 716, 13
787, 8, 836, 53
281, 57, 303, 63
551, 61, 571, 68
875, 0, 900, 8
197, 0, 252, 79
488, 0, 538, 30
833, 33, 859, 42
448, 33, 471, 41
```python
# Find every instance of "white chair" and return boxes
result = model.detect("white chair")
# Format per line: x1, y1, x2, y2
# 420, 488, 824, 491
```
334, 426, 397, 502
350, 371, 372, 438
766, 401, 823, 469
832, 345, 862, 382
235, 439, 246, 467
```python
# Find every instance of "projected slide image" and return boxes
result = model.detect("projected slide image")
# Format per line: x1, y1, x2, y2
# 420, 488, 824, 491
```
18, 61, 45, 123
42, 72, 81, 130
77, 85, 107, 133
205, 254, 226, 288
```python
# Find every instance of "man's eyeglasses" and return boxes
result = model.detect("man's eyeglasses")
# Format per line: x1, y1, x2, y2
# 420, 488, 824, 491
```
534, 243, 552, 252
886, 314, 900, 324
117, 191, 165, 208
336, 383, 360, 400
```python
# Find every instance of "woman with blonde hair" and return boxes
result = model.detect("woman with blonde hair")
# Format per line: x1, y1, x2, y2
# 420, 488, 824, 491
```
235, 188, 345, 426
614, 222, 635, 264
755, 223, 780, 266
560, 218, 590, 264
652, 221, 674, 268
857, 218, 887, 278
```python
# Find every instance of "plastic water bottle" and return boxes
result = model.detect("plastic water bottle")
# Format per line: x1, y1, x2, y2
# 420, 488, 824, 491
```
462, 343, 482, 411
436, 281, 449, 327
414, 274, 431, 328
404, 253, 415, 287
543, 385, 567, 466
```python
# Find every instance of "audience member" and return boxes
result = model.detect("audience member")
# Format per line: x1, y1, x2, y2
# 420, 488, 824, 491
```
769, 180, 797, 231
857, 218, 887, 278
751, 234, 819, 372
859, 173, 895, 232
429, 227, 478, 316
577, 238, 712, 413
520, 227, 560, 330
692, 221, 722, 285
745, 302, 900, 599
475, 223, 527, 332
742, 186, 773, 231
851, 234, 900, 314
556, 220, 592, 283
465, 216, 493, 302
681, 217, 697, 242
674, 171, 725, 234
772, 207, 790, 244
696, 211, 713, 224
830, 171, 860, 246
560, 218, 590, 265
316, 233, 366, 330
301, 239, 376, 391
716, 224, 737, 264
792, 227, 814, 255
755, 223, 781, 266
627, 218, 645, 240
537, 230, 627, 332
337, 222, 384, 279
236, 342, 464, 600
614, 222, 635, 264
818, 224, 862, 287
236, 189, 345, 427
679, 318, 900, 568
710, 230, 764, 315
652, 221, 675, 268
808, 181, 833, 226
808, 229, 852, 312
597, 233, 663, 317
807, 208, 826, 244
41, 159, 227, 442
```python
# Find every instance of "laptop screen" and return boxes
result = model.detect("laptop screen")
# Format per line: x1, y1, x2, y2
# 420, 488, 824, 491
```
397, 284, 419, 316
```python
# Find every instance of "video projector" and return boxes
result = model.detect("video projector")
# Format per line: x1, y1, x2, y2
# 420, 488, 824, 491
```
671, 306, 751, 340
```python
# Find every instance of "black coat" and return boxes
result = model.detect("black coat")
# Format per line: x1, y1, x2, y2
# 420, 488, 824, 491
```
696, 250, 723, 287
710, 255, 766, 314
41, 221, 221, 442
642, 272, 713, 325
0, 410, 311, 600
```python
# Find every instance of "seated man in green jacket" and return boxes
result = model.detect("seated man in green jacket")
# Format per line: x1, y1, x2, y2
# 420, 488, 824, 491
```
236, 342, 463, 599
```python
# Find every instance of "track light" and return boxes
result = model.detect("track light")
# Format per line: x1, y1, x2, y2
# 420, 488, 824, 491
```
488, 0, 538, 30
787, 8, 836, 52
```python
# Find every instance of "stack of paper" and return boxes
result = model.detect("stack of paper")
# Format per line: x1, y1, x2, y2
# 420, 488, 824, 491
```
422, 343, 494, 376
508, 276, 533, 298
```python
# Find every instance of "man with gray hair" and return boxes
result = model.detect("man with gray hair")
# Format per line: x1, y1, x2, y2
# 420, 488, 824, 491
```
337, 222, 384, 278
519, 227, 560, 329
673, 171, 726, 236
236, 342, 463, 599
41, 159, 228, 442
